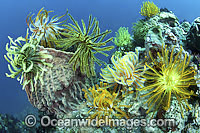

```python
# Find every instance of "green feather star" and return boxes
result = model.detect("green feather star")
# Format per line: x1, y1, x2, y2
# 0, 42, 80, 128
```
55, 13, 114, 77
4, 30, 53, 91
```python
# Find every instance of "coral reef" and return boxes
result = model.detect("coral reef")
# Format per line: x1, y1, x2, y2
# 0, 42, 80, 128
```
0, 112, 59, 132
55, 13, 114, 77
132, 18, 158, 45
4, 4, 200, 133
186, 17, 200, 53
164, 97, 191, 132
140, 1, 160, 18
184, 101, 200, 132
181, 21, 191, 33
26, 8, 67, 48
159, 11, 179, 26
143, 11, 187, 55
0, 113, 27, 132
145, 25, 164, 53
132, 9, 200, 132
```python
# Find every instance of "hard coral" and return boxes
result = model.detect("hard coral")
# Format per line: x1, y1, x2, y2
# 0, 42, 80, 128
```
100, 50, 146, 89
4, 30, 53, 92
26, 7, 67, 48
140, 1, 160, 18
55, 13, 114, 77
82, 82, 130, 119
137, 45, 197, 117
186, 17, 200, 52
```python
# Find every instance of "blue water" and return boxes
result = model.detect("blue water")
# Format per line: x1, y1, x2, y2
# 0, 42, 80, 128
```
0, 0, 200, 115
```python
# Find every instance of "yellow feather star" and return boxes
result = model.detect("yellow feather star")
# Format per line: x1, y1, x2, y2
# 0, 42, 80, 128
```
82, 82, 131, 119
137, 45, 197, 118
140, 1, 160, 18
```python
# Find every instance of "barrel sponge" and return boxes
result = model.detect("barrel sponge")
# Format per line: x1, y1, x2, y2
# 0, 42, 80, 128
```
25, 47, 87, 117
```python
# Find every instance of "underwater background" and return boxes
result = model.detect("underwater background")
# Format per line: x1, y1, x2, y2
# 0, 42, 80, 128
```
1, 0, 200, 115
1, 0, 200, 132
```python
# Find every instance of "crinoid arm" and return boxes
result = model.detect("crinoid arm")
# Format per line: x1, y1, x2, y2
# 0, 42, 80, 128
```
4, 30, 53, 92
140, 1, 160, 18
100, 50, 146, 89
55, 13, 114, 77
26, 7, 68, 48
82, 82, 130, 119
137, 44, 197, 118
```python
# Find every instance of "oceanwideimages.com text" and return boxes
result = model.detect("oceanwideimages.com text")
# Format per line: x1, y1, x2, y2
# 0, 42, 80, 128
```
25, 115, 176, 129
